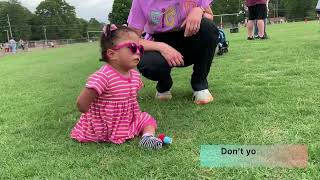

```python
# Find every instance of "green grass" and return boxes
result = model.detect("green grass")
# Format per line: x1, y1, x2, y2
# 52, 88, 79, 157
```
0, 21, 320, 179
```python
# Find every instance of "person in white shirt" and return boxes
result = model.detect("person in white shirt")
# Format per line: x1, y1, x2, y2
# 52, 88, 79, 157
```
9, 38, 17, 54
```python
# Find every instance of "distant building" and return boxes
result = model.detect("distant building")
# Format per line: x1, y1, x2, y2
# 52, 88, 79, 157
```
269, 17, 286, 24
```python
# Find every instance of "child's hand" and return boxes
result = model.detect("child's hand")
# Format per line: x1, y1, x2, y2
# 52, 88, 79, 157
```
76, 88, 98, 113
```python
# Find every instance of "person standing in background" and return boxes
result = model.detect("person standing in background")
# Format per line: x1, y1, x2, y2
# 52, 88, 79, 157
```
19, 39, 25, 51
4, 42, 9, 53
254, 0, 269, 38
9, 38, 17, 54
245, 0, 268, 40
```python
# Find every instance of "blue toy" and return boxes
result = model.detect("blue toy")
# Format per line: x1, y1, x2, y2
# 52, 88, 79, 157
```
158, 134, 172, 144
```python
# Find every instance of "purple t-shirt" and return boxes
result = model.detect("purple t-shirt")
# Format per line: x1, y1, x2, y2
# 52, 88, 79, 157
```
128, 0, 213, 34
246, 0, 267, 7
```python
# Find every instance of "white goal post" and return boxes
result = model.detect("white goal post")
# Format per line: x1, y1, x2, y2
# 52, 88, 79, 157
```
86, 31, 103, 42
214, 13, 241, 29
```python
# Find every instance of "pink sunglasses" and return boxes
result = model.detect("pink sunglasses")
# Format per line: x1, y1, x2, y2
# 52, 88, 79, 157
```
111, 42, 144, 55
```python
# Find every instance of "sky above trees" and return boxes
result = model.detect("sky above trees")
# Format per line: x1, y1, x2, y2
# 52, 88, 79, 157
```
0, 0, 105, 41
7, 0, 114, 22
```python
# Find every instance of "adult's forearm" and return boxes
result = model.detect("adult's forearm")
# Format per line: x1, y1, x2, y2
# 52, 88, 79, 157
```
203, 13, 213, 20
139, 38, 165, 52
203, 6, 214, 20
129, 27, 163, 51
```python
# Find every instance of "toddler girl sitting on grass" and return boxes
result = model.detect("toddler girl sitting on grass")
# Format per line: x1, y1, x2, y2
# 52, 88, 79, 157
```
71, 24, 163, 150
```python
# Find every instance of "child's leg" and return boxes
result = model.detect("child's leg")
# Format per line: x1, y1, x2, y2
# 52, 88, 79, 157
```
142, 125, 156, 135
137, 112, 162, 150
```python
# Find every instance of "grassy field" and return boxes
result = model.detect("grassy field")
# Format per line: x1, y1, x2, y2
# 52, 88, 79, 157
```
0, 21, 320, 179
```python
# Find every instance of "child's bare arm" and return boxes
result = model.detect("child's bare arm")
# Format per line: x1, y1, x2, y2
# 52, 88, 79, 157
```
76, 88, 98, 113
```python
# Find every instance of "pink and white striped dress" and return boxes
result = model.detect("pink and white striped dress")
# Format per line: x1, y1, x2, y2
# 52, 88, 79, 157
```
71, 64, 157, 144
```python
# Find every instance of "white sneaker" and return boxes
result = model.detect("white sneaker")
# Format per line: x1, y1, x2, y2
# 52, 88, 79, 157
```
193, 89, 214, 105
155, 91, 172, 100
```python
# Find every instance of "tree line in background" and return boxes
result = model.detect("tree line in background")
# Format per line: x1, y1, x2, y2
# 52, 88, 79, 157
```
0, 0, 103, 42
1, 0, 318, 42
109, 0, 319, 25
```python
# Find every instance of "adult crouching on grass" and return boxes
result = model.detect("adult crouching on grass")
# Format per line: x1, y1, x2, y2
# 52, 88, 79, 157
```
127, 0, 219, 105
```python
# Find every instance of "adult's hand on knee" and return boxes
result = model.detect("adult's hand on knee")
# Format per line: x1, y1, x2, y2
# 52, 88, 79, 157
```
181, 7, 203, 37
159, 43, 184, 67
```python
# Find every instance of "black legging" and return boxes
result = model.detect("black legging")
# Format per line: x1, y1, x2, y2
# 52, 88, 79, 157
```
138, 18, 219, 92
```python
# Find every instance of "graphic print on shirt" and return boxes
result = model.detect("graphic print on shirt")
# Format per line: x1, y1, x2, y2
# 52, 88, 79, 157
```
164, 6, 177, 27
148, 0, 199, 30
150, 10, 162, 25
150, 6, 177, 28
149, 4, 179, 29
